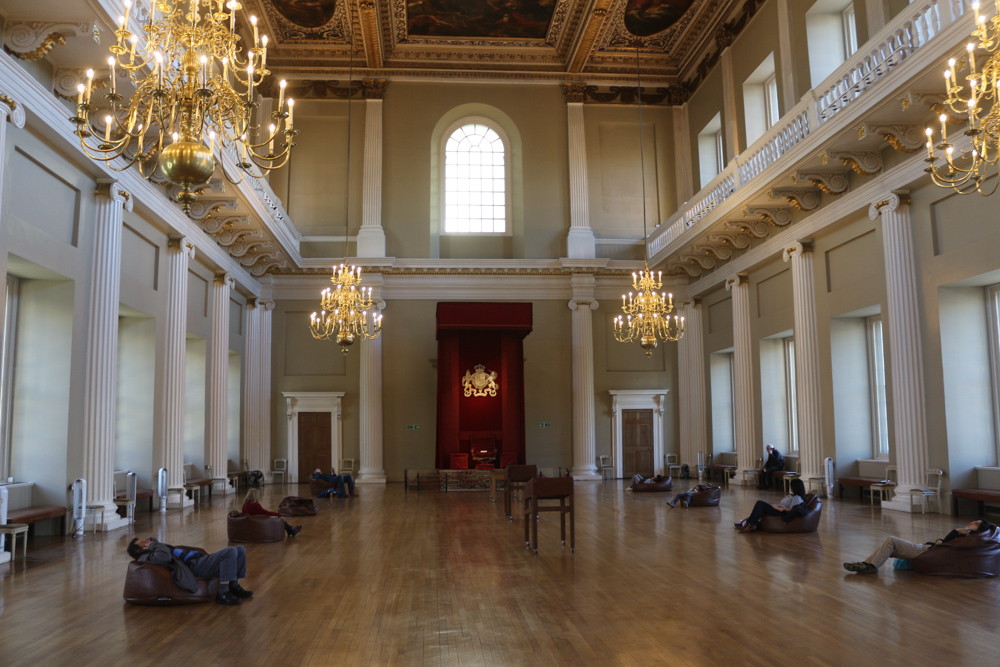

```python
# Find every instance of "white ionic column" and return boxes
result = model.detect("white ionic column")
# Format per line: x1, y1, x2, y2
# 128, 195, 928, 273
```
241, 299, 261, 474
207, 273, 234, 494
783, 242, 824, 480
258, 300, 275, 477
719, 49, 740, 163
564, 84, 596, 259
357, 79, 386, 257
726, 274, 757, 478
678, 300, 707, 469
0, 98, 26, 230
569, 275, 600, 479
80, 181, 133, 531
359, 272, 386, 483
870, 193, 928, 511
163, 238, 195, 508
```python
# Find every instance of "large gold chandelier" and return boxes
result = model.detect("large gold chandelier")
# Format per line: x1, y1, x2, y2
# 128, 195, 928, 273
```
613, 42, 684, 356
71, 0, 296, 212
614, 268, 684, 356
310, 264, 383, 353
925, 1, 999, 195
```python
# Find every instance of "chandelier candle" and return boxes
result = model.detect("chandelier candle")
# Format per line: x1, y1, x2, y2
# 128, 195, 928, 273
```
70, 0, 299, 213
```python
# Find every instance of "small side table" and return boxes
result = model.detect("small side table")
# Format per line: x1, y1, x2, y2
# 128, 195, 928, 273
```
0, 523, 29, 561
85, 505, 105, 533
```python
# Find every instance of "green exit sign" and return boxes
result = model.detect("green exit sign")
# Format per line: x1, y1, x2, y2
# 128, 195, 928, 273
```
406, 425, 420, 430
537, 422, 551, 428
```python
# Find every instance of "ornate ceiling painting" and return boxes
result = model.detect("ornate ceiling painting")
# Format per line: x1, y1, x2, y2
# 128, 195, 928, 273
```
253, 0, 740, 82
406, 0, 557, 40
623, 0, 695, 37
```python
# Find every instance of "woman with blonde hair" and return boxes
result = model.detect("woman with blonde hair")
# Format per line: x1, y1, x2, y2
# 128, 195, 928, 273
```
242, 487, 302, 537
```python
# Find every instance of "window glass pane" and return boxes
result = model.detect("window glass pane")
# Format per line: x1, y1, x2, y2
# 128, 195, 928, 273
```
870, 318, 889, 456
786, 339, 798, 452
444, 123, 507, 233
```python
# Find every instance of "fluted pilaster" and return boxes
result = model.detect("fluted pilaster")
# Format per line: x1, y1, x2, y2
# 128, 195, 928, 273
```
358, 322, 386, 483
357, 96, 386, 257
569, 275, 600, 479
80, 181, 133, 531
258, 300, 275, 476
163, 237, 195, 508
783, 242, 824, 479
566, 99, 595, 258
241, 299, 261, 475
678, 300, 707, 469
870, 193, 928, 510
207, 273, 234, 494
726, 274, 757, 477
0, 97, 26, 233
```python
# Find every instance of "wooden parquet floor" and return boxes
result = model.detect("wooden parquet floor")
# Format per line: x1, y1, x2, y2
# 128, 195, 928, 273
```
1, 481, 998, 666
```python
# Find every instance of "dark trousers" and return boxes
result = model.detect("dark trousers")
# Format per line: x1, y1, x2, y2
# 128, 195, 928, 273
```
759, 466, 782, 489
670, 491, 694, 505
746, 500, 785, 526
189, 545, 247, 583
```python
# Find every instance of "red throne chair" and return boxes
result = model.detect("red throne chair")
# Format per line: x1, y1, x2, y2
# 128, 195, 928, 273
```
472, 435, 497, 470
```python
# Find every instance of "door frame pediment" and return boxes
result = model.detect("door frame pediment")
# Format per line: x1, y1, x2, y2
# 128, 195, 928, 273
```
609, 390, 669, 480
282, 392, 345, 484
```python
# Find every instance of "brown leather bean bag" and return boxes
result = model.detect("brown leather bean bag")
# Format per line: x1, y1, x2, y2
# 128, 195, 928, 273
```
122, 547, 218, 605
632, 476, 673, 492
309, 478, 339, 497
227, 511, 285, 542
759, 494, 822, 533
910, 525, 1000, 578
687, 485, 722, 507
278, 496, 319, 516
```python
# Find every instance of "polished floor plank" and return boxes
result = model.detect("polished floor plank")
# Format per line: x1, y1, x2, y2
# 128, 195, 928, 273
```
1, 481, 999, 666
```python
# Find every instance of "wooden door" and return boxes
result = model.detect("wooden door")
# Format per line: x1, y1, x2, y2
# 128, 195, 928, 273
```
623, 409, 654, 478
298, 412, 332, 482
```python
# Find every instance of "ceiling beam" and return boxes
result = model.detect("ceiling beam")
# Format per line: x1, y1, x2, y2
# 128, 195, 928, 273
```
358, 1, 383, 69
567, 1, 616, 74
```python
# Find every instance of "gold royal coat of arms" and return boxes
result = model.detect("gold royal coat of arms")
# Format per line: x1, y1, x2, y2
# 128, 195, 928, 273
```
462, 364, 498, 397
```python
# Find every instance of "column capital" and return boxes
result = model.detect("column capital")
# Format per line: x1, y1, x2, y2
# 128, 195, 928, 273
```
725, 273, 748, 291
362, 78, 387, 100
781, 240, 814, 262
167, 236, 196, 259
258, 299, 276, 312
868, 191, 911, 219
0, 93, 26, 128
561, 82, 587, 103
568, 298, 599, 312
95, 179, 134, 212
214, 272, 235, 288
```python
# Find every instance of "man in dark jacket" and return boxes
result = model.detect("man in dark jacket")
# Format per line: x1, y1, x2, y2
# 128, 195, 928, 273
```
758, 444, 785, 489
127, 537, 253, 605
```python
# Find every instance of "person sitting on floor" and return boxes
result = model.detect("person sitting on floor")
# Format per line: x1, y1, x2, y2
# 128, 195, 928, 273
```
843, 519, 996, 574
734, 478, 808, 533
312, 467, 356, 497
242, 487, 302, 537
629, 474, 668, 489
667, 484, 716, 507
126, 537, 253, 606
758, 444, 785, 490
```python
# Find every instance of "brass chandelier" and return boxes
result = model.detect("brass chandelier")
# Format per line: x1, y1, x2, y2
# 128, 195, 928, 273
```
613, 43, 684, 356
71, 0, 297, 213
309, 39, 383, 354
309, 264, 383, 353
925, 1, 999, 196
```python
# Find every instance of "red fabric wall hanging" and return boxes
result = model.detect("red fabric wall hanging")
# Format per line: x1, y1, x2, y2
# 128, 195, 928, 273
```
435, 303, 532, 469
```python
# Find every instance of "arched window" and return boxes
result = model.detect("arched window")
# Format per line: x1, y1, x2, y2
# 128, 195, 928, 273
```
444, 123, 508, 234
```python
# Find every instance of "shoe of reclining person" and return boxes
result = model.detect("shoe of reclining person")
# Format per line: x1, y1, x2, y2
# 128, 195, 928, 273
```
215, 590, 242, 605
229, 581, 254, 598
843, 561, 878, 575
287, 525, 302, 538
666, 500, 676, 508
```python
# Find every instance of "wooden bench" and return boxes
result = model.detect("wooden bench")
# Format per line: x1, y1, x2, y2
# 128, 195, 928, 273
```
838, 476, 884, 499
115, 488, 154, 514
2, 483, 67, 534
183, 465, 213, 502
950, 489, 1000, 516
